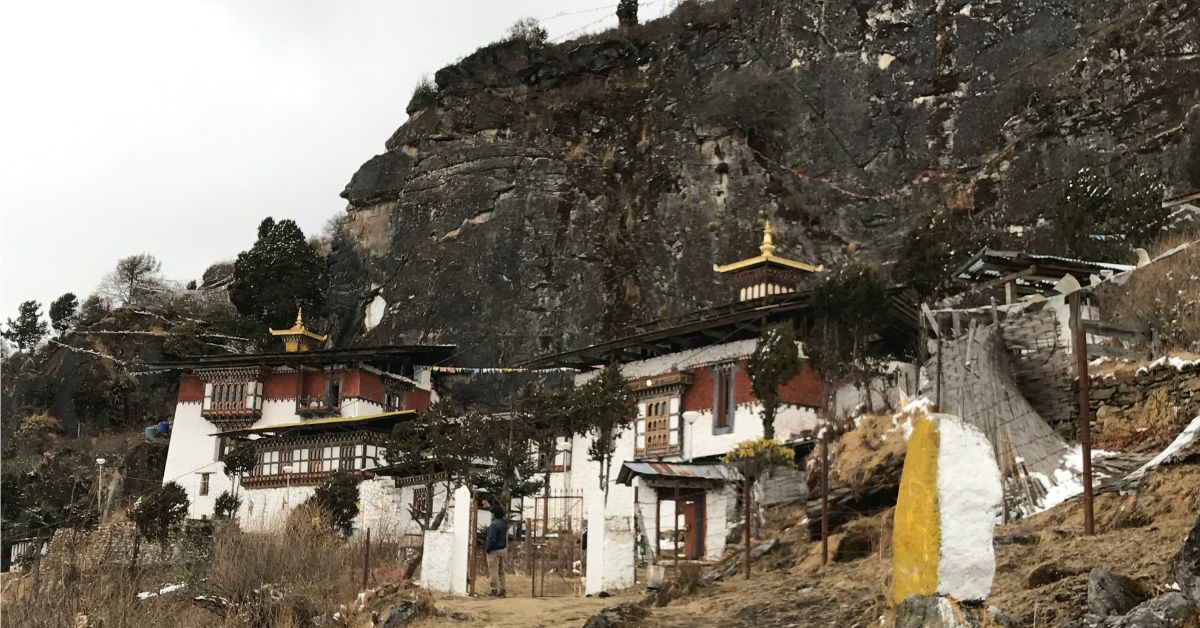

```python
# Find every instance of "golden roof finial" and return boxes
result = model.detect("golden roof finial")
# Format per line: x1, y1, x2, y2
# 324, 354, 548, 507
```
712, 219, 822, 274
759, 220, 776, 257
270, 306, 327, 351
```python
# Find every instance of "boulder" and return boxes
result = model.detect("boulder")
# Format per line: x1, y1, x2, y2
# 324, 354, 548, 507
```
582, 602, 650, 628
1116, 592, 1198, 627
1088, 568, 1150, 616
1171, 516, 1200, 605
894, 595, 1015, 628
381, 600, 420, 628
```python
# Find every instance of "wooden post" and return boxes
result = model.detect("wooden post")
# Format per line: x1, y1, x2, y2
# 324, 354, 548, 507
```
674, 483, 681, 572
821, 428, 829, 565
1069, 293, 1095, 535
361, 528, 371, 591
1004, 281, 1015, 305
743, 478, 751, 579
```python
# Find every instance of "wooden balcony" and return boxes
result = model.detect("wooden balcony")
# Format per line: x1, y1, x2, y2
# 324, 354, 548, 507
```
296, 396, 341, 417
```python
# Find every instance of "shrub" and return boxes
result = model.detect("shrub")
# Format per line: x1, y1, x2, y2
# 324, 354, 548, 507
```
129, 481, 189, 546
214, 490, 241, 520
408, 74, 438, 113
306, 471, 361, 535
506, 17, 547, 45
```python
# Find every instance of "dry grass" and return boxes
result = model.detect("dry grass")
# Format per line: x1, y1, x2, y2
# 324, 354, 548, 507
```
1096, 231, 1200, 352
2, 506, 411, 627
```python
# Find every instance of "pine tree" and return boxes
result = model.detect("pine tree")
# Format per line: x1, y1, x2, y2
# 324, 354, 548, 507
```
2, 300, 49, 353
48, 293, 78, 333
617, 0, 638, 27
129, 482, 190, 546
307, 471, 361, 535
747, 321, 802, 439
1038, 166, 1167, 262
230, 218, 329, 328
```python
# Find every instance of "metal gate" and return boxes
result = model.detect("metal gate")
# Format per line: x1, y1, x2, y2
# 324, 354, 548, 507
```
527, 490, 584, 597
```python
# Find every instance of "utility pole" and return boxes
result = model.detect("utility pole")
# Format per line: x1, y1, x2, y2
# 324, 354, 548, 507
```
1069, 292, 1095, 535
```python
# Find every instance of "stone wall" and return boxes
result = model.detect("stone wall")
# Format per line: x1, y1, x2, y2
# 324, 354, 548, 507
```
43, 520, 213, 571
1089, 359, 1200, 451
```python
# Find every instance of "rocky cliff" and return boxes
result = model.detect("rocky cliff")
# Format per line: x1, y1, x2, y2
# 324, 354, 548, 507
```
330, 0, 1200, 365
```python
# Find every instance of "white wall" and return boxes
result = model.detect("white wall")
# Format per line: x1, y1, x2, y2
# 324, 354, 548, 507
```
161, 402, 232, 520
585, 486, 636, 594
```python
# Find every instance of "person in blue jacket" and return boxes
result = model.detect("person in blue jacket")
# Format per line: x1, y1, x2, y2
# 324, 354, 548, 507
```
485, 505, 508, 596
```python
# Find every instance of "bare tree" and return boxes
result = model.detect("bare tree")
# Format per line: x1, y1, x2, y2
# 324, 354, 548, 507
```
101, 253, 163, 304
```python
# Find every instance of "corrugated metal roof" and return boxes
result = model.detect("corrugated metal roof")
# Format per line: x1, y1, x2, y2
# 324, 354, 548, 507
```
616, 461, 739, 485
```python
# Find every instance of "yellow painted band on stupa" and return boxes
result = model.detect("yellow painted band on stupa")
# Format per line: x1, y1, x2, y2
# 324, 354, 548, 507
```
892, 415, 941, 603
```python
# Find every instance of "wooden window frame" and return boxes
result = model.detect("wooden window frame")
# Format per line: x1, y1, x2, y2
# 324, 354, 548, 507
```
637, 395, 679, 457
199, 472, 211, 496
712, 364, 737, 435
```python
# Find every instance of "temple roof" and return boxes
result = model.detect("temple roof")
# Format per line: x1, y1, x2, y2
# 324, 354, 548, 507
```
211, 409, 416, 437
712, 221, 822, 274
269, 308, 328, 342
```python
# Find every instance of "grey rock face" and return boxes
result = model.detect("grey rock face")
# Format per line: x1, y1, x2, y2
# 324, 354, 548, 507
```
1117, 592, 1198, 627
1172, 516, 1200, 604
332, 0, 1200, 363
1089, 568, 1150, 616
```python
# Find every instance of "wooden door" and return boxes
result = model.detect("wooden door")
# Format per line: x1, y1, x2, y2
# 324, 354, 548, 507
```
680, 497, 706, 560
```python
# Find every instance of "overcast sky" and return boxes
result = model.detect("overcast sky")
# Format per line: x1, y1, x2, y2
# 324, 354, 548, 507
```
0, 0, 672, 320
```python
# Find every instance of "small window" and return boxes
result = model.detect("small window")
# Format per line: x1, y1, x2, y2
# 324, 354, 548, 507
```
713, 365, 736, 431
339, 444, 356, 471
411, 487, 430, 522
199, 473, 211, 496
308, 447, 325, 473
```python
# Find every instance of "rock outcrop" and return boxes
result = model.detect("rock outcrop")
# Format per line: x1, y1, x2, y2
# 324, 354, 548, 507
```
332, 0, 1200, 363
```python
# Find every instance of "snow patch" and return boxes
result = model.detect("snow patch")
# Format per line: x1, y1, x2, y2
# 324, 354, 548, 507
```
364, 293, 386, 331
878, 53, 896, 69
1124, 414, 1200, 482
137, 582, 186, 600
1029, 446, 1119, 514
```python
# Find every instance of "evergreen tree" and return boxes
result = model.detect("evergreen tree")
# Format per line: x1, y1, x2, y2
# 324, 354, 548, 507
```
213, 491, 241, 519
805, 262, 892, 411
617, 0, 638, 27
1036, 166, 1167, 262
230, 218, 329, 329
2, 301, 49, 353
307, 471, 361, 535
475, 411, 545, 510
221, 443, 256, 497
577, 364, 637, 492
747, 321, 802, 440
48, 293, 78, 334
130, 482, 189, 546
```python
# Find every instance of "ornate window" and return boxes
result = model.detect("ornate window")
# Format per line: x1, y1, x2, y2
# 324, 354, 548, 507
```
241, 436, 381, 489
200, 368, 264, 429
411, 486, 431, 522
636, 395, 680, 457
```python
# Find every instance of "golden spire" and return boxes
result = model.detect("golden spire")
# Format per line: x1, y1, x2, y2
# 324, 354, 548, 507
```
270, 306, 327, 352
713, 219, 822, 274
759, 221, 776, 256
